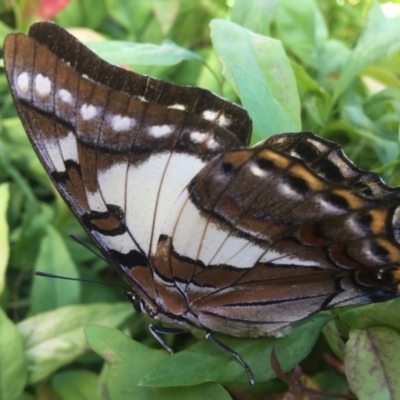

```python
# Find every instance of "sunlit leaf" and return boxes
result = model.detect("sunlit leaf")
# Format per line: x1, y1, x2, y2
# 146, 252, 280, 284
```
86, 325, 231, 399
17, 303, 132, 384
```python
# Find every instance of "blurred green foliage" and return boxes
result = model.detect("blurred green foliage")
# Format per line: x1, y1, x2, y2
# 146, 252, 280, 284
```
0, 0, 400, 399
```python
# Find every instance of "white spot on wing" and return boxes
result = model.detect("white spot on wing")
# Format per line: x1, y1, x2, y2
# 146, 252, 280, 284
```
125, 153, 205, 255
260, 251, 319, 267
307, 138, 329, 152
57, 88, 74, 104
86, 190, 107, 212
16, 72, 30, 94
34, 73, 52, 97
202, 110, 218, 121
80, 103, 97, 120
327, 154, 355, 178
168, 104, 186, 111
190, 131, 207, 143
250, 163, 267, 177
45, 140, 65, 172
278, 183, 301, 198
97, 163, 127, 210
217, 114, 231, 127
59, 131, 79, 163
148, 124, 173, 138
169, 193, 265, 269
207, 137, 219, 150
92, 230, 137, 255
110, 115, 136, 132
137, 95, 148, 102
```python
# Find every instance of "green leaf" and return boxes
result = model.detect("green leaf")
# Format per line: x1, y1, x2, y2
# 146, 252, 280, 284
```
340, 100, 399, 164
54, 0, 107, 29
30, 226, 80, 315
86, 40, 202, 67
0, 309, 27, 400
141, 312, 332, 386
10, 204, 53, 269
151, 0, 180, 36
52, 370, 100, 400
210, 19, 301, 137
230, 0, 279, 36
17, 303, 132, 384
231, 65, 299, 141
318, 39, 351, 79
333, 2, 400, 103
85, 325, 231, 400
345, 327, 400, 400
339, 298, 400, 332
0, 183, 9, 296
274, 0, 328, 69
105, 0, 152, 36
322, 320, 346, 361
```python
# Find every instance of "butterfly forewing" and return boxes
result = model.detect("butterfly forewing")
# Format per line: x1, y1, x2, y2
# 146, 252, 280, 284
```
4, 27, 244, 308
27, 22, 252, 146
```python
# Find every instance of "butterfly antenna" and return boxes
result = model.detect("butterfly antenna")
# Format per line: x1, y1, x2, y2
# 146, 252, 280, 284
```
35, 271, 127, 290
69, 234, 107, 262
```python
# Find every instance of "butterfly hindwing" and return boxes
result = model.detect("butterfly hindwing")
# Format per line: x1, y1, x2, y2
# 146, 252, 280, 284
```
155, 133, 400, 336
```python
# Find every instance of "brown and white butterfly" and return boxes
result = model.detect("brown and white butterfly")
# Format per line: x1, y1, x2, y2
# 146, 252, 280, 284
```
4, 21, 400, 383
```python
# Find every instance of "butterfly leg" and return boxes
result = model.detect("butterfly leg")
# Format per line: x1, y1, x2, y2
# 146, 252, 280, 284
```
149, 324, 187, 354
205, 332, 255, 385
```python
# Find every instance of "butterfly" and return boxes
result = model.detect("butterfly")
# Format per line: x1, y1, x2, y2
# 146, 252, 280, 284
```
4, 21, 400, 384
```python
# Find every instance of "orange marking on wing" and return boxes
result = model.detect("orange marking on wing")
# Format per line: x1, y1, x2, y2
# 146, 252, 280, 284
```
369, 209, 387, 235
332, 189, 364, 210
222, 150, 253, 168
258, 148, 291, 169
376, 238, 400, 263
391, 268, 400, 282
289, 163, 328, 191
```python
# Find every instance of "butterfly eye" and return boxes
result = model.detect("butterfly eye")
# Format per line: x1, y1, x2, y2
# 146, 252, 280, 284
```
125, 291, 143, 313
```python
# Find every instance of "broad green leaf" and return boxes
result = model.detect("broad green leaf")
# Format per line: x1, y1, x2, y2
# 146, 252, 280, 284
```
231, 65, 299, 141
345, 327, 400, 400
86, 325, 231, 400
52, 370, 100, 400
274, 0, 328, 69
141, 312, 332, 386
0, 309, 27, 400
17, 303, 132, 384
333, 2, 400, 103
86, 40, 202, 67
0, 183, 9, 295
318, 39, 351, 79
210, 19, 301, 137
230, 0, 278, 36
339, 298, 400, 332
30, 226, 80, 315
